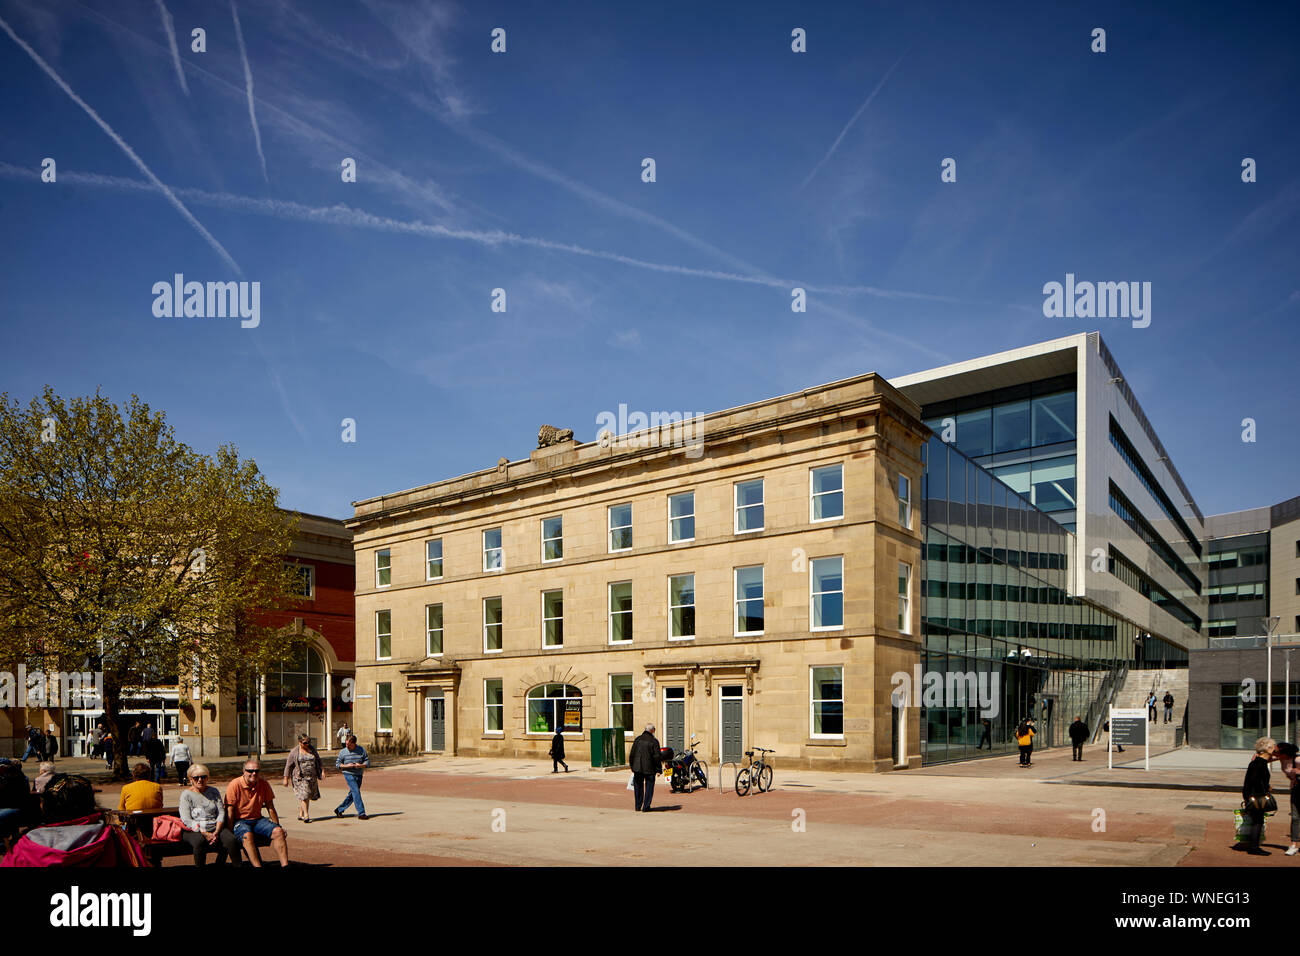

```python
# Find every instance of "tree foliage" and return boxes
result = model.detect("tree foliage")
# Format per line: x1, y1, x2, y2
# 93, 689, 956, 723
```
0, 387, 302, 775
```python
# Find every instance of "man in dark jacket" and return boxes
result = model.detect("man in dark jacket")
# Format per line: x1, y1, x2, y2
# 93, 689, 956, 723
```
628, 724, 662, 811
1068, 717, 1089, 761
549, 730, 569, 773
1162, 691, 1175, 724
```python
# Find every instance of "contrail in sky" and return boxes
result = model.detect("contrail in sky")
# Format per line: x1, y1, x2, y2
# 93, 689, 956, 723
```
231, 0, 269, 182
799, 50, 910, 192
154, 0, 188, 95
0, 15, 241, 274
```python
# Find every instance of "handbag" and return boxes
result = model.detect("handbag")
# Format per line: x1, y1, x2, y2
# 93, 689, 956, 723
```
151, 814, 186, 842
1246, 793, 1278, 813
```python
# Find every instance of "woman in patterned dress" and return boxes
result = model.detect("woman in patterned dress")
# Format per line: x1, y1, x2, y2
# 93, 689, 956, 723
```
283, 733, 323, 823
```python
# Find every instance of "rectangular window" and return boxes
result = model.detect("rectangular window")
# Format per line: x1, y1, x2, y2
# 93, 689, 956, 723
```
898, 563, 911, 634
426, 539, 443, 580
286, 563, 314, 599
811, 666, 844, 737
543, 590, 564, 648
375, 549, 391, 588
898, 474, 911, 528
735, 565, 764, 635
376, 682, 392, 733
811, 465, 844, 522
484, 597, 503, 652
485, 679, 503, 733
609, 582, 633, 644
542, 516, 563, 562
376, 610, 391, 659
669, 492, 695, 543
610, 674, 633, 735
426, 604, 443, 656
669, 574, 695, 639
735, 479, 764, 533
609, 504, 633, 552
483, 529, 503, 571
811, 556, 844, 630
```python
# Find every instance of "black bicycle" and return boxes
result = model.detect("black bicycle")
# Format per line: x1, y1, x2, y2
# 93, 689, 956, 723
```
735, 747, 774, 796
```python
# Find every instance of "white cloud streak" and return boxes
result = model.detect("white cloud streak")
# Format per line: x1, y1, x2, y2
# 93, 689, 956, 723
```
0, 163, 958, 304
799, 50, 909, 192
153, 0, 188, 96
230, 0, 269, 182
0, 14, 241, 274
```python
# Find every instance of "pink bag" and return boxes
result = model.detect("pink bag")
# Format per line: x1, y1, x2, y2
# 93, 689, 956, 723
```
151, 815, 185, 842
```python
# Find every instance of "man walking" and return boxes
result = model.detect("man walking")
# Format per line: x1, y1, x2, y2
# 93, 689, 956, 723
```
1163, 691, 1175, 724
549, 729, 569, 773
336, 723, 350, 749
628, 723, 662, 812
976, 718, 992, 750
225, 758, 290, 867
334, 734, 370, 819
19, 725, 42, 762
1068, 716, 1089, 761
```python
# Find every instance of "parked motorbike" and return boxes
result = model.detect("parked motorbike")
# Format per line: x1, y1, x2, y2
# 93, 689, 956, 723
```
666, 734, 709, 792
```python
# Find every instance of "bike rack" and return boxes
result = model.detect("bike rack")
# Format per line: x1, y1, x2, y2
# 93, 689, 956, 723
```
720, 761, 742, 794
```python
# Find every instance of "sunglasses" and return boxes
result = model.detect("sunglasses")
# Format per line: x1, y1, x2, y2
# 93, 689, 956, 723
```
243, 769, 260, 774
192, 774, 208, 780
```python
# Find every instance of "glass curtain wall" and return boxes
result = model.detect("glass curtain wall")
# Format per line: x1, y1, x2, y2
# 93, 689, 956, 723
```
921, 435, 1133, 764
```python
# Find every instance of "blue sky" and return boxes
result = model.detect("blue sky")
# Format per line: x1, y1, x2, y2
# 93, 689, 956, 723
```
1, 0, 1296, 520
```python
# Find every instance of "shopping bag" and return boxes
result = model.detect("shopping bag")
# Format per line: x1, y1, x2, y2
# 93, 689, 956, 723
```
626, 774, 635, 791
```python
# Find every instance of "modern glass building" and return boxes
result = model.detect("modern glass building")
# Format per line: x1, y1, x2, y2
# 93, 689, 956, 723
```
894, 332, 1205, 763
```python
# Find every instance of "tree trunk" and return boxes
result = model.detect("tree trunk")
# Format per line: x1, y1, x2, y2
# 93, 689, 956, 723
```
104, 684, 128, 782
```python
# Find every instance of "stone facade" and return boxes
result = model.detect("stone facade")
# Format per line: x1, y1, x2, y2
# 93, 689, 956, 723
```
348, 374, 927, 772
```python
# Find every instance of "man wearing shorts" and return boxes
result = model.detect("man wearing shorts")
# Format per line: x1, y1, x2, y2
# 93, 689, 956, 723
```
225, 758, 290, 867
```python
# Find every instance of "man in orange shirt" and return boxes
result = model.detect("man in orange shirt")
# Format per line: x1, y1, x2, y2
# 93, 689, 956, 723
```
224, 758, 289, 867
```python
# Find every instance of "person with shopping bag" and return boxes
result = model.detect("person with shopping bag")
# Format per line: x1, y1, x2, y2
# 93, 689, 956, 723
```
1235, 737, 1277, 856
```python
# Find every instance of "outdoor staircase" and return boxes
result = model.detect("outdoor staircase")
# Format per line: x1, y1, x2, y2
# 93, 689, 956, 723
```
1111, 668, 1188, 752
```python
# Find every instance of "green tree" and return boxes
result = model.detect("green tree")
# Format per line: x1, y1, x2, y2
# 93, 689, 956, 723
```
0, 387, 302, 778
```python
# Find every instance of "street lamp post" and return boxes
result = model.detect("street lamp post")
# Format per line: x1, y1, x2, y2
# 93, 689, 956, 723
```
1264, 617, 1281, 738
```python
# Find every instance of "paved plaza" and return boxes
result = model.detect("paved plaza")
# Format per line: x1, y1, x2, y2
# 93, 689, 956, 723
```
52, 744, 1299, 866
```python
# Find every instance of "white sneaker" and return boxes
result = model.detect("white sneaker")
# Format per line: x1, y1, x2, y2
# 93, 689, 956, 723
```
1287, 846, 1299, 856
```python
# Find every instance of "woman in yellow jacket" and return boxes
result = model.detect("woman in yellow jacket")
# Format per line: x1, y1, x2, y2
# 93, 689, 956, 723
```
1016, 721, 1036, 767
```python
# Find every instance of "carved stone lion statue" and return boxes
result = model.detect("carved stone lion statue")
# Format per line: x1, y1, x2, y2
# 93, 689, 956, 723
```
537, 424, 574, 447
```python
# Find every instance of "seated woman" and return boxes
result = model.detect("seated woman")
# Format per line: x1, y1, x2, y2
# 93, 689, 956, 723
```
118, 763, 164, 812
2, 774, 147, 867
179, 764, 241, 866
0, 759, 36, 854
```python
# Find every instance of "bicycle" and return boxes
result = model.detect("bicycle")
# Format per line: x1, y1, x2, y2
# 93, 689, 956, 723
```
734, 747, 774, 796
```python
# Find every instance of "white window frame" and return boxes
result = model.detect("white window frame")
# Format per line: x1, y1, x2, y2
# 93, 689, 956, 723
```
375, 549, 391, 588
286, 562, 314, 599
376, 609, 391, 660
898, 474, 912, 529
668, 491, 695, 544
426, 539, 443, 581
541, 516, 563, 563
734, 479, 765, 534
810, 665, 844, 740
810, 464, 845, 523
483, 528, 503, 572
669, 573, 695, 640
608, 581, 633, 645
609, 673, 634, 738
542, 589, 564, 649
734, 565, 765, 636
484, 678, 504, 735
425, 603, 443, 657
898, 562, 912, 634
608, 503, 633, 553
483, 596, 503, 653
376, 682, 393, 734
810, 555, 844, 632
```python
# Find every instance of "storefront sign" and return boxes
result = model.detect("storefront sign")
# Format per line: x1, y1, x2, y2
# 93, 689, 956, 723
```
562, 698, 583, 729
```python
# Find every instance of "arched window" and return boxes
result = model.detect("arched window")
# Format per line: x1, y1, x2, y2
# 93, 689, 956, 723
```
527, 683, 582, 734
266, 644, 327, 701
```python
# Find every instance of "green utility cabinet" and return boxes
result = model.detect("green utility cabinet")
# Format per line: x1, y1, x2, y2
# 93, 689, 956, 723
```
590, 728, 627, 768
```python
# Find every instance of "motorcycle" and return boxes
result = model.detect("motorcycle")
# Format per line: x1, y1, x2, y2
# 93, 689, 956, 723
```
663, 733, 709, 793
